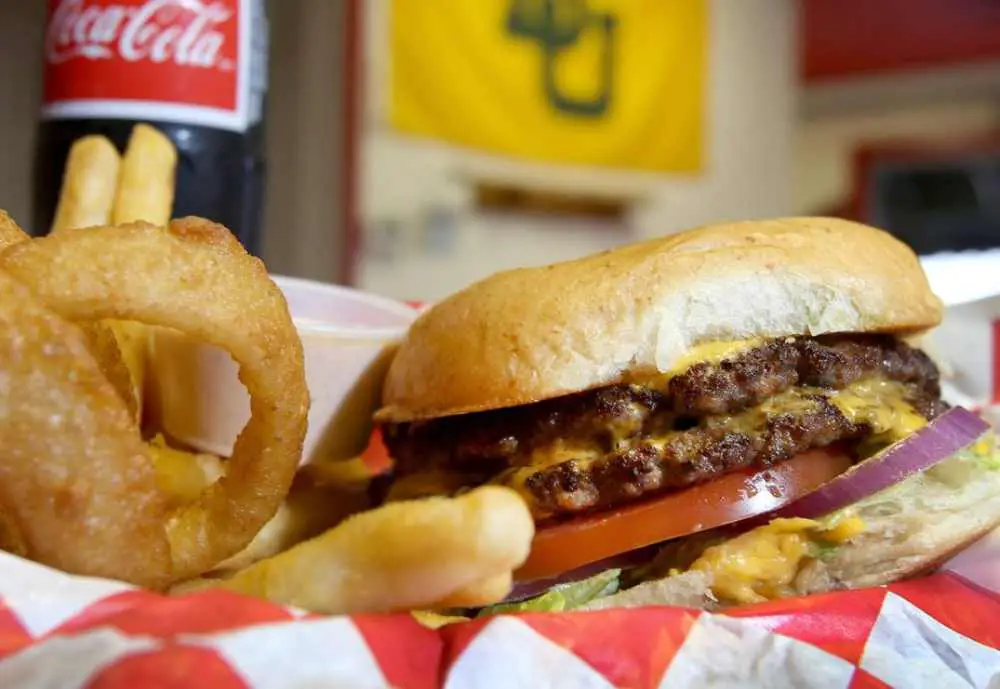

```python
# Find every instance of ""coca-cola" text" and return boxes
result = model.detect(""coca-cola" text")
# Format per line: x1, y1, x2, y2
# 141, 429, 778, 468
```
46, 0, 235, 70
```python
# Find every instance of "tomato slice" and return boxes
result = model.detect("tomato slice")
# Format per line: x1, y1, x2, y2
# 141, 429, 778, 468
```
515, 448, 853, 582
361, 426, 394, 476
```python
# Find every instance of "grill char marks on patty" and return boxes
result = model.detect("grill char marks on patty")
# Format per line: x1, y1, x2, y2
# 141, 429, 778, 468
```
668, 335, 939, 415
512, 392, 873, 518
383, 335, 946, 519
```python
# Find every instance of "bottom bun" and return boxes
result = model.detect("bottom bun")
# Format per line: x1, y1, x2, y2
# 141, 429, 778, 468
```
581, 444, 1000, 611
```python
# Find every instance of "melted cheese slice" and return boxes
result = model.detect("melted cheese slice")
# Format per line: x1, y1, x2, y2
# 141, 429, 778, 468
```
666, 338, 764, 378
503, 375, 927, 506
688, 515, 867, 605
827, 379, 927, 442
630, 338, 764, 388
410, 611, 469, 628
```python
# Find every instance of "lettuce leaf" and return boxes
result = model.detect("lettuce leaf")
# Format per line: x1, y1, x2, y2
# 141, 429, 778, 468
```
478, 569, 621, 616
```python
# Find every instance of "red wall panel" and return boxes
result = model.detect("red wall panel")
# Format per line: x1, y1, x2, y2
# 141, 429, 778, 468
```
802, 0, 1000, 82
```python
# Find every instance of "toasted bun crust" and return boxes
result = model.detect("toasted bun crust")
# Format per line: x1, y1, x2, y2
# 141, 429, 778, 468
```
581, 448, 1000, 612
378, 217, 943, 422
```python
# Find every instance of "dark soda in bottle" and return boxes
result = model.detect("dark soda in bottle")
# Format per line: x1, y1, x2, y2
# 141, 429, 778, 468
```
33, 0, 269, 254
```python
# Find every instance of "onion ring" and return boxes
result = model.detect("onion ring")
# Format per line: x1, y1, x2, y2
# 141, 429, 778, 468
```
46, 218, 149, 422
1, 218, 308, 583
0, 210, 28, 249
0, 211, 143, 436
0, 269, 174, 586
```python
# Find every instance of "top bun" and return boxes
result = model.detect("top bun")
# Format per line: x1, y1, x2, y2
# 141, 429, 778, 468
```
377, 217, 943, 422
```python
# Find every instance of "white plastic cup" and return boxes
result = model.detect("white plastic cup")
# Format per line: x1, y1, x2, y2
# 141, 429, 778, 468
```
147, 276, 417, 464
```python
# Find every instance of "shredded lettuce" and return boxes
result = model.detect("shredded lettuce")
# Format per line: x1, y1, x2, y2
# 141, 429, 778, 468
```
808, 540, 840, 560
478, 569, 621, 616
970, 433, 1000, 470
978, 453, 1000, 471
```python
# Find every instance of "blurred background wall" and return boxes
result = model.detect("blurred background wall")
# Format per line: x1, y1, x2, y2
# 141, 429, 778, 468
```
799, 92, 1000, 216
357, 0, 795, 298
261, 0, 347, 282
2, 0, 999, 301
797, 0, 1000, 215
0, 0, 45, 231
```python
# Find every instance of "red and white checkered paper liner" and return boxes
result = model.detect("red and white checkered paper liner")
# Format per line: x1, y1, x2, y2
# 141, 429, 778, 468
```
1, 539, 999, 689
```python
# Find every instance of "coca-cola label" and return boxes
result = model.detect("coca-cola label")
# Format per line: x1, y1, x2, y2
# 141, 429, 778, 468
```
42, 0, 266, 132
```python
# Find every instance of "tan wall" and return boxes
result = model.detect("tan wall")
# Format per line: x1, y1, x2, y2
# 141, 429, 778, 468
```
796, 68, 1000, 214
0, 0, 45, 226
262, 0, 346, 282
357, 0, 798, 302
0, 0, 345, 282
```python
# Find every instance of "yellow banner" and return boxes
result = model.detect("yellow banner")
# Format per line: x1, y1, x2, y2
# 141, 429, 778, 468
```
389, 0, 707, 173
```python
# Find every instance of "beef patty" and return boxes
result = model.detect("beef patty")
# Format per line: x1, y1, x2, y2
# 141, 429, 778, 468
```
384, 335, 946, 520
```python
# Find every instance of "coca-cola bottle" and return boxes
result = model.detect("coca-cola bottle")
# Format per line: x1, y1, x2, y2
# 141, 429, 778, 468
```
33, 0, 269, 254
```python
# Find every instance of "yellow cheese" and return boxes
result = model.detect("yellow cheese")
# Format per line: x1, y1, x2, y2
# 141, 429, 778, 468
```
821, 513, 867, 542
827, 379, 927, 442
148, 434, 224, 506
970, 435, 994, 459
628, 338, 764, 388
410, 611, 469, 628
688, 515, 866, 605
666, 339, 764, 377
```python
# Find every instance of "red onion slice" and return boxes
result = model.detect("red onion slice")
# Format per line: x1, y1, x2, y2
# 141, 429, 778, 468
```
776, 406, 990, 520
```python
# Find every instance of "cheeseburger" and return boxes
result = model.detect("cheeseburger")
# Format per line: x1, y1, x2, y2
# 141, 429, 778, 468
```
376, 218, 1000, 612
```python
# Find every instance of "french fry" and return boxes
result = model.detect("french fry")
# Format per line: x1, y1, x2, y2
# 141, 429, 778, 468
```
180, 486, 535, 615
48, 135, 144, 415
110, 320, 151, 420
302, 455, 381, 493
109, 125, 179, 419
48, 126, 179, 423
111, 124, 177, 226
51, 135, 120, 232
148, 435, 224, 508
78, 321, 143, 422
211, 478, 371, 573
433, 571, 515, 609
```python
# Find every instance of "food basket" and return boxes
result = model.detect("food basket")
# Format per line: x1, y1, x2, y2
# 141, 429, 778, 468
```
3, 255, 1000, 689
